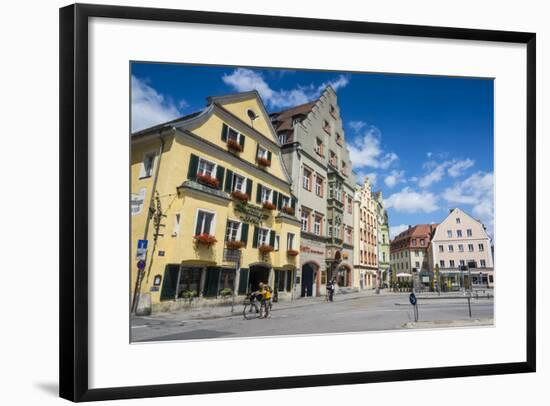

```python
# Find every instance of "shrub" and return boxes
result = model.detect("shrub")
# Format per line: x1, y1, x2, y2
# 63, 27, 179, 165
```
219, 288, 233, 297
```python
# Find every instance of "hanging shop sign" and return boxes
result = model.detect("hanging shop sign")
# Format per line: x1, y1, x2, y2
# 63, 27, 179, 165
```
234, 201, 269, 225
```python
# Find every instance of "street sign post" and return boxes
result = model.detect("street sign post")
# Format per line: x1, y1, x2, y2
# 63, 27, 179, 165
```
409, 292, 419, 322
136, 239, 148, 260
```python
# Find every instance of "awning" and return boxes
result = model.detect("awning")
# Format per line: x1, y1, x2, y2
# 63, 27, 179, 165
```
396, 273, 412, 277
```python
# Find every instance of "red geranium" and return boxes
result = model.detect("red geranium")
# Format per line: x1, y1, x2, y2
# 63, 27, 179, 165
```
258, 244, 274, 254
231, 190, 249, 202
194, 233, 217, 246
262, 201, 276, 210
282, 206, 295, 215
227, 139, 243, 152
226, 240, 244, 249
257, 157, 271, 167
196, 173, 220, 188
287, 249, 299, 257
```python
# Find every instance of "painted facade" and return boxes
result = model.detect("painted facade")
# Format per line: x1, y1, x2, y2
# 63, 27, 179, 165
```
428, 208, 494, 289
131, 91, 301, 314
271, 87, 356, 295
374, 191, 390, 287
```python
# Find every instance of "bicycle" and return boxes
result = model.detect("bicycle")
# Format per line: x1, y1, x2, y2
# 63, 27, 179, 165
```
243, 292, 272, 320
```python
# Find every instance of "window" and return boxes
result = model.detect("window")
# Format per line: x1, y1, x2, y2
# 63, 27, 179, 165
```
313, 215, 322, 236
279, 133, 288, 144
341, 160, 348, 176
258, 228, 270, 246
232, 173, 245, 193
303, 167, 312, 191
329, 150, 337, 167
330, 104, 337, 118
315, 175, 323, 197
447, 230, 452, 238
274, 235, 280, 251
225, 220, 241, 242
456, 217, 461, 224
336, 132, 343, 146
415, 261, 420, 269
287, 233, 295, 250
467, 229, 473, 237
140, 153, 155, 178
468, 244, 474, 252
478, 243, 484, 251
315, 138, 324, 156
415, 250, 419, 257
219, 269, 236, 292
226, 126, 241, 143
323, 120, 331, 133
257, 145, 269, 160
450, 260, 455, 268
177, 267, 202, 297
195, 210, 214, 235
480, 259, 486, 267
281, 195, 290, 209
448, 244, 454, 252
458, 244, 464, 252
334, 223, 341, 239
198, 157, 216, 177
457, 230, 463, 237
328, 225, 333, 237
301, 209, 309, 232
460, 260, 465, 266
261, 185, 273, 203
347, 195, 353, 213
440, 260, 445, 267
412, 239, 417, 246
420, 239, 425, 246
346, 227, 353, 244
172, 213, 181, 237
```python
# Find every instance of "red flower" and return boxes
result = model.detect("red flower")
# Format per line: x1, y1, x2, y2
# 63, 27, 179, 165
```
287, 249, 299, 257
282, 206, 295, 215
262, 201, 276, 210
196, 173, 220, 188
194, 233, 217, 246
227, 139, 243, 152
231, 190, 250, 202
257, 157, 271, 167
226, 240, 244, 249
258, 244, 274, 253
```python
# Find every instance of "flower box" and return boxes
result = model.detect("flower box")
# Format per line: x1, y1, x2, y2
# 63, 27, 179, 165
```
226, 240, 244, 249
257, 156, 271, 167
258, 244, 274, 254
287, 249, 299, 257
230, 190, 249, 202
227, 139, 243, 152
262, 201, 276, 210
194, 233, 217, 246
281, 206, 295, 215
196, 173, 220, 188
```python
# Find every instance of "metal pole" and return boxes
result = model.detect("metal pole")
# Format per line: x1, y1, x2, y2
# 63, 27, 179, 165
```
467, 294, 472, 318
231, 256, 240, 313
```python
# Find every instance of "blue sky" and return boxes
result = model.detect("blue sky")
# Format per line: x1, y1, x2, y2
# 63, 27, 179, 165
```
131, 62, 494, 239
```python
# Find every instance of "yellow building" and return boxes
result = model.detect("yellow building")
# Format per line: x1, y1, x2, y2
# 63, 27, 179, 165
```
130, 91, 301, 314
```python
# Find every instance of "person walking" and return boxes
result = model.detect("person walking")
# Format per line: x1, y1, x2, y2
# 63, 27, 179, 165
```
326, 279, 335, 302
257, 282, 273, 318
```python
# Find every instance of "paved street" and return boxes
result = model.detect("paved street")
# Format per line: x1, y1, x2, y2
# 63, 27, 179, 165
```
131, 291, 494, 342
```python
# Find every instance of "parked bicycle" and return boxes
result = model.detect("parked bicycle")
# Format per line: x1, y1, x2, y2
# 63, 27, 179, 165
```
243, 292, 271, 320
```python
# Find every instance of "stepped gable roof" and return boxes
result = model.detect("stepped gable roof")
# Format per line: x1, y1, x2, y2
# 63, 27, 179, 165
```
270, 100, 318, 132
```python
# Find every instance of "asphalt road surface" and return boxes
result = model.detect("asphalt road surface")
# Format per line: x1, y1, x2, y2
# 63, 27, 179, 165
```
131, 293, 494, 342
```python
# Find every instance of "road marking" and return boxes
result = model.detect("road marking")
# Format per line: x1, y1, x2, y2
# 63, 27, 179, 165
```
131, 325, 148, 329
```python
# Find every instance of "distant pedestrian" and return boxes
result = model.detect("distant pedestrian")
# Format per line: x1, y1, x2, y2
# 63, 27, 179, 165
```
326, 279, 335, 302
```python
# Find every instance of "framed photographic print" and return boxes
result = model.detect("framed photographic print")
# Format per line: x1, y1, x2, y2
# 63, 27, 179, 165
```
59, 3, 536, 402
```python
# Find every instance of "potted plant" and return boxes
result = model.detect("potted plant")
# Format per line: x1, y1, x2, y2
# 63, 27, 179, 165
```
281, 205, 295, 215
196, 173, 220, 188
179, 290, 197, 300
230, 190, 249, 202
257, 156, 271, 167
194, 233, 217, 246
219, 288, 233, 298
226, 139, 243, 152
226, 240, 244, 249
258, 244, 274, 254
262, 201, 276, 210
287, 249, 299, 257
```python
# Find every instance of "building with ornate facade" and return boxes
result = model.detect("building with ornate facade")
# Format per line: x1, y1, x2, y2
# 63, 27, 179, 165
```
373, 191, 390, 288
271, 86, 356, 295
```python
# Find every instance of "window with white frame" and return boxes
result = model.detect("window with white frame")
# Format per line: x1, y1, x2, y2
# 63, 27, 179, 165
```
225, 220, 241, 242
281, 195, 290, 209
420, 239, 425, 246
415, 250, 419, 257
439, 260, 445, 267
415, 261, 420, 269
467, 229, 473, 237
460, 260, 465, 266
226, 126, 241, 143
448, 244, 454, 252
261, 185, 273, 203
457, 230, 463, 237
450, 260, 455, 268
480, 259, 486, 267
287, 233, 295, 250
458, 244, 464, 252
195, 210, 215, 235
233, 173, 246, 192
314, 215, 321, 235
198, 157, 216, 177
279, 133, 288, 144
478, 243, 484, 251
274, 235, 280, 251
140, 152, 155, 178
315, 175, 323, 197
303, 167, 312, 190
301, 210, 309, 232
447, 230, 452, 238
468, 244, 474, 252
258, 228, 270, 246
257, 145, 269, 160
456, 217, 461, 224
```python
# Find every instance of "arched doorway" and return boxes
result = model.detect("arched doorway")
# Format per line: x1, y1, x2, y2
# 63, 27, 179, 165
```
249, 263, 271, 292
337, 264, 352, 288
301, 262, 317, 297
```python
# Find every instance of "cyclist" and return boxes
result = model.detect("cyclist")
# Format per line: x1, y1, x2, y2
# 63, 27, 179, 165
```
257, 282, 273, 318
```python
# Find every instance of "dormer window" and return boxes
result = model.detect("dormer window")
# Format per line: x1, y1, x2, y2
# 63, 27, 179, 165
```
329, 150, 337, 167
330, 104, 337, 118
323, 120, 331, 134
279, 133, 289, 144
341, 161, 348, 176
336, 132, 343, 146
315, 138, 324, 156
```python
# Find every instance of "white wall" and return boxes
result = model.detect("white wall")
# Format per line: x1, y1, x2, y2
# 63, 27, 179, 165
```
1, 0, 547, 405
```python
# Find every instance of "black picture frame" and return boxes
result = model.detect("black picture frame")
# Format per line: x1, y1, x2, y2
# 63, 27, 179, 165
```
59, 3, 536, 402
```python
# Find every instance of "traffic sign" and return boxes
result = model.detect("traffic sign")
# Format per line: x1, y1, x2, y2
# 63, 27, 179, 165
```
137, 259, 146, 270
409, 292, 417, 306
136, 239, 148, 260
137, 240, 148, 250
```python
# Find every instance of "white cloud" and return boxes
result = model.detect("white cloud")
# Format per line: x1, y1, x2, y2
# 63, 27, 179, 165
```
349, 120, 367, 133
131, 75, 182, 132
357, 171, 378, 187
390, 224, 409, 239
222, 68, 350, 109
385, 187, 439, 213
418, 161, 449, 188
348, 126, 399, 169
447, 158, 475, 177
384, 170, 406, 188
442, 171, 494, 236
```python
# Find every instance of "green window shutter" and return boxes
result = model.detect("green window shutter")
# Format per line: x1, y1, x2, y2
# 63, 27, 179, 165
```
160, 265, 179, 301
224, 169, 234, 193
239, 134, 245, 148
277, 193, 283, 210
269, 231, 276, 247
291, 197, 296, 210
267, 151, 272, 162
246, 178, 253, 197
252, 226, 259, 248
238, 268, 249, 295
224, 219, 230, 241
241, 223, 249, 246
203, 267, 221, 297
216, 165, 225, 189
256, 184, 262, 203
255, 143, 260, 160
286, 270, 293, 291
221, 123, 228, 142
187, 154, 199, 181
272, 191, 279, 206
